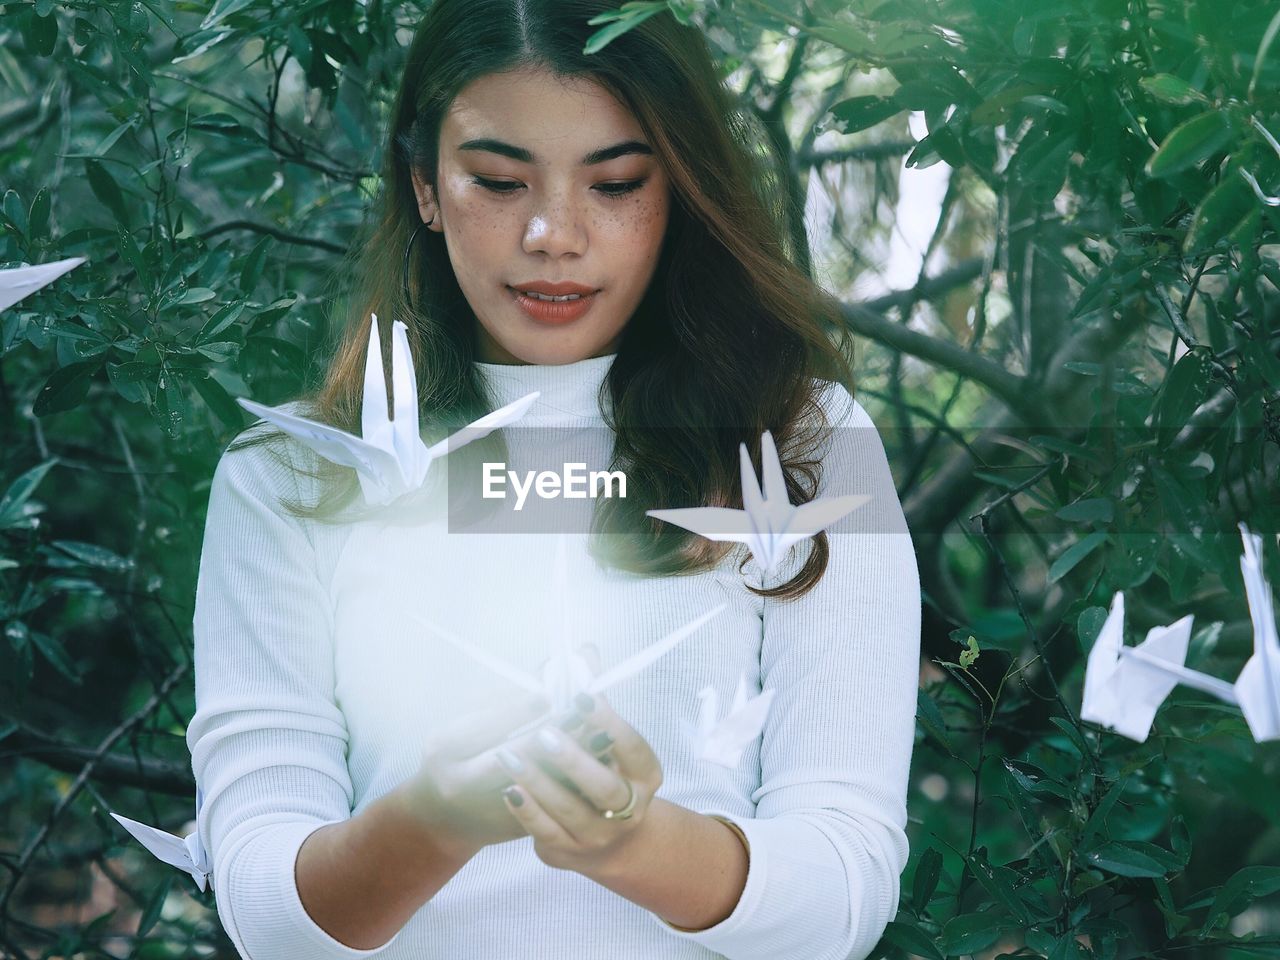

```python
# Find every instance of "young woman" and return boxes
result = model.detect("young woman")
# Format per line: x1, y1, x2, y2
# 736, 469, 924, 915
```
186, 2, 921, 959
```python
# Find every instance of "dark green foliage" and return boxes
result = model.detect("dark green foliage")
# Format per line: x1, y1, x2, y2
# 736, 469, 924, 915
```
1, 0, 1279, 957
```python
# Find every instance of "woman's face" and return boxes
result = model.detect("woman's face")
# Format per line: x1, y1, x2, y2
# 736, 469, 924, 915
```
411, 67, 671, 365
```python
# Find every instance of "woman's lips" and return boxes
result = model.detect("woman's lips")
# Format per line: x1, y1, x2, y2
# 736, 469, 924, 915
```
507, 285, 599, 325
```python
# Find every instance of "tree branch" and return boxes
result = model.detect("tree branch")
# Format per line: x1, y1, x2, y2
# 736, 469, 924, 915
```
1, 722, 193, 796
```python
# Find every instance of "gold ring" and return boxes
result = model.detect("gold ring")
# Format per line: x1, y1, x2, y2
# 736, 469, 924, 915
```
600, 780, 637, 820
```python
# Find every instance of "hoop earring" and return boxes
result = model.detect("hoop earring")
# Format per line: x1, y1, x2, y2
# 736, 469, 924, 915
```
401, 213, 436, 311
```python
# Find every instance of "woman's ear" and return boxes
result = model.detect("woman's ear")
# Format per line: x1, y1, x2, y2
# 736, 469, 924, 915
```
409, 169, 442, 229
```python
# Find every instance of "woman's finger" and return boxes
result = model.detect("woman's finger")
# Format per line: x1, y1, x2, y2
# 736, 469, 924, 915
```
525, 725, 633, 817
499, 781, 573, 848
496, 744, 595, 843
569, 693, 658, 776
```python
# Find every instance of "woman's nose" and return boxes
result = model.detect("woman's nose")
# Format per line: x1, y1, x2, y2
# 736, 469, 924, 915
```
522, 201, 588, 258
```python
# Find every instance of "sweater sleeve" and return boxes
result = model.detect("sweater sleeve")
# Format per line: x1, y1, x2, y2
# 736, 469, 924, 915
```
650, 385, 921, 960
186, 433, 403, 959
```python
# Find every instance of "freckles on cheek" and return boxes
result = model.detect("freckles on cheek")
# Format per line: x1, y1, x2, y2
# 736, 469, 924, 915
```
601, 196, 668, 240
442, 177, 506, 236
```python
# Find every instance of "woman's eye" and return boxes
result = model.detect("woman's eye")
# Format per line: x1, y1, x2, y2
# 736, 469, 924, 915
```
469, 177, 647, 198
595, 179, 647, 197
471, 176, 522, 194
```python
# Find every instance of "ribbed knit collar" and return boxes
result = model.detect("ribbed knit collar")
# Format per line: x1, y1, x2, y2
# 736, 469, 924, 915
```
474, 352, 615, 423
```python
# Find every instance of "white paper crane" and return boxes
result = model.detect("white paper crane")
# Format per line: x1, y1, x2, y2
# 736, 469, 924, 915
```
1079, 591, 1205, 742
1235, 522, 1280, 741
236, 313, 539, 507
109, 786, 211, 892
0, 256, 86, 312
412, 534, 725, 719
681, 671, 776, 769
645, 430, 871, 576
1080, 523, 1280, 743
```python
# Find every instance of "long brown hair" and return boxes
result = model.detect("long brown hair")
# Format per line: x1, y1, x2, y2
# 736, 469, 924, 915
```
231, 0, 856, 599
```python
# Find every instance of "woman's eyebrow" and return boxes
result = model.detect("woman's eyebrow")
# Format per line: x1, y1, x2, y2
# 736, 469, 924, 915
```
456, 138, 653, 165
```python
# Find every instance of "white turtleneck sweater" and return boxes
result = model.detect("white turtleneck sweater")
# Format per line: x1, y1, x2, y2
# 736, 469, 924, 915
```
186, 353, 921, 960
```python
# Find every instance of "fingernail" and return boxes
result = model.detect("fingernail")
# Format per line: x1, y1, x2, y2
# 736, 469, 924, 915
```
575, 692, 596, 714
497, 747, 524, 773
589, 731, 613, 752
502, 786, 524, 807
557, 710, 584, 731
536, 727, 562, 753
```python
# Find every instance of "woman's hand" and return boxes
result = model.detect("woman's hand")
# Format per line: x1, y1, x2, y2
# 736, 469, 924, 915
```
494, 690, 664, 876
401, 646, 614, 858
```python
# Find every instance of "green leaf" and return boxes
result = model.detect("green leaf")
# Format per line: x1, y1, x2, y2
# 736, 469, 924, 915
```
201, 0, 258, 30
940, 912, 1009, 954
1055, 498, 1114, 524
967, 850, 1031, 923
916, 689, 953, 755
50, 541, 135, 573
3, 189, 27, 238
116, 226, 151, 290
239, 235, 270, 294
195, 341, 240, 363
27, 8, 58, 56
198, 302, 246, 344
1158, 349, 1211, 431
1184, 171, 1255, 252
0, 460, 58, 528
176, 287, 217, 306
29, 629, 80, 684
172, 27, 234, 65
1204, 866, 1280, 924
192, 371, 246, 429
583, 3, 666, 54
33, 360, 102, 416
84, 160, 130, 226
91, 117, 140, 158
107, 361, 151, 404
137, 875, 174, 937
1048, 532, 1108, 583
1085, 840, 1177, 878
1081, 775, 1128, 849
191, 112, 263, 145
1048, 716, 1092, 758
1145, 110, 1234, 178
1140, 74, 1210, 105
912, 847, 943, 911
828, 96, 905, 134
27, 188, 50, 241
881, 920, 944, 960
154, 367, 188, 439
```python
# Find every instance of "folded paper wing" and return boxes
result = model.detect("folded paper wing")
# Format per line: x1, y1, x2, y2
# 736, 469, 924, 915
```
413, 604, 725, 710
0, 256, 87, 312
688, 672, 776, 769
236, 313, 538, 506
647, 430, 870, 576
109, 797, 211, 893
1235, 522, 1280, 741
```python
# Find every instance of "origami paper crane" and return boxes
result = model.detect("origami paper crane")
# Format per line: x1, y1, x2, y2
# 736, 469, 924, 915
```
0, 256, 86, 312
1081, 523, 1280, 743
1079, 591, 1202, 742
680, 671, 776, 769
412, 534, 725, 720
645, 430, 871, 576
1235, 521, 1280, 741
109, 786, 211, 892
237, 313, 539, 507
